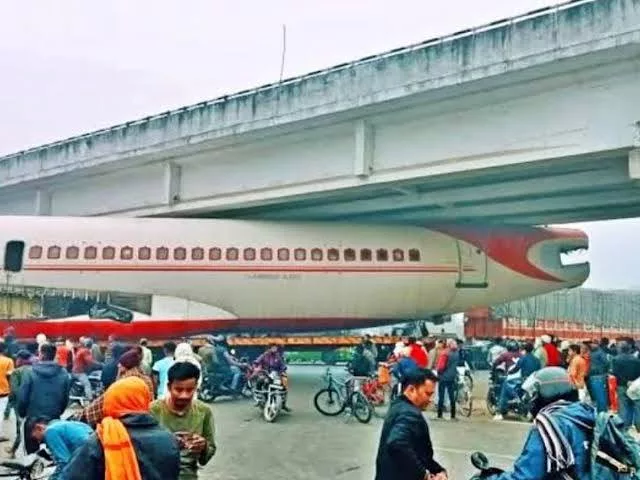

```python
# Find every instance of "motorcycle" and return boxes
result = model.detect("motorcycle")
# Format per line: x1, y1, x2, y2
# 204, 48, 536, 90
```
0, 446, 55, 479
252, 370, 287, 423
486, 366, 530, 419
198, 364, 253, 403
69, 371, 104, 407
469, 451, 504, 479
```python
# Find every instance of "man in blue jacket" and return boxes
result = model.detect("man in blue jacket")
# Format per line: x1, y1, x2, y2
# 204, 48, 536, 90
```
28, 418, 92, 480
482, 367, 595, 480
17, 343, 71, 454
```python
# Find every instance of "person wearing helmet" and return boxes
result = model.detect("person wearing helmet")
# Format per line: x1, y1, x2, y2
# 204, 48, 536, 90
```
483, 367, 594, 480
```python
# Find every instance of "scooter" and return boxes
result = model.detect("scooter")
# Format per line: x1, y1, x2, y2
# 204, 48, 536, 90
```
469, 452, 505, 480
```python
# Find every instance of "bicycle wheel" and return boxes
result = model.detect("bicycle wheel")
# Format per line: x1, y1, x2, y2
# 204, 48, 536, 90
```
350, 392, 373, 424
457, 379, 473, 417
314, 388, 346, 416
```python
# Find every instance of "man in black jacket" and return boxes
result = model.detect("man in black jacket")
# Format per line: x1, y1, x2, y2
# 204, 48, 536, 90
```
375, 369, 447, 480
17, 342, 71, 453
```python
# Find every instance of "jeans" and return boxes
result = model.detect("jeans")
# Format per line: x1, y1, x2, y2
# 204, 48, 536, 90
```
587, 375, 608, 412
3, 397, 12, 420
617, 386, 640, 430
73, 373, 93, 399
8, 417, 22, 455
437, 381, 456, 418
498, 379, 522, 415
230, 366, 242, 391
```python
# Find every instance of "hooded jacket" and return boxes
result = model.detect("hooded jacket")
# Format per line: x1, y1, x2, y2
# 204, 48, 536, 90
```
17, 361, 71, 419
486, 402, 595, 480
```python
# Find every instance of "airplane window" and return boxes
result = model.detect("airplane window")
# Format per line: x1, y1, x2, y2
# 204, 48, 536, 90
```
344, 248, 356, 262
192, 247, 204, 261
156, 247, 169, 261
28, 246, 42, 260
377, 249, 389, 261
209, 247, 222, 261
84, 246, 97, 260
174, 247, 187, 261
226, 248, 239, 261
120, 246, 134, 260
47, 246, 61, 260
360, 249, 372, 261
327, 248, 340, 261
260, 248, 273, 261
244, 248, 256, 261
66, 246, 79, 260
102, 246, 115, 260
409, 249, 421, 262
294, 248, 306, 261
311, 248, 323, 261
277, 248, 290, 261
138, 247, 151, 261
393, 249, 404, 262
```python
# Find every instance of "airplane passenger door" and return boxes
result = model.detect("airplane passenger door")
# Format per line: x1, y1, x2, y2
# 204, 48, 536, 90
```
455, 240, 488, 289
3, 241, 25, 273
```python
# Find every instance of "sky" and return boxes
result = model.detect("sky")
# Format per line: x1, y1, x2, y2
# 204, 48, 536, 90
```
0, 0, 637, 290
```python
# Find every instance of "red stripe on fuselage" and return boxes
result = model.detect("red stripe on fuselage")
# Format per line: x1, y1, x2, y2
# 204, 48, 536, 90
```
23, 264, 474, 273
4, 317, 400, 342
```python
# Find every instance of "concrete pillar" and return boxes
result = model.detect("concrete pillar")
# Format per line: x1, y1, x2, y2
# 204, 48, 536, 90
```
34, 190, 51, 216
164, 162, 182, 205
629, 148, 640, 180
354, 120, 374, 178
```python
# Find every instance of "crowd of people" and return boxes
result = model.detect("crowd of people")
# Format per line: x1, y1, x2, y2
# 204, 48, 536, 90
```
0, 328, 268, 479
374, 334, 640, 480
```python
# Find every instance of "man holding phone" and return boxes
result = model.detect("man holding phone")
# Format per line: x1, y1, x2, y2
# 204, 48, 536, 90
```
150, 362, 216, 480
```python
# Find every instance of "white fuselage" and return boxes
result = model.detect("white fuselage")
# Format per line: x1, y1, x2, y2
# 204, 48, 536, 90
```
0, 216, 589, 330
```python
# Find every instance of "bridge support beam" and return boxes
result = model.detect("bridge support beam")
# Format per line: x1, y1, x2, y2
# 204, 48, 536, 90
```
164, 163, 182, 206
34, 190, 51, 216
353, 120, 374, 178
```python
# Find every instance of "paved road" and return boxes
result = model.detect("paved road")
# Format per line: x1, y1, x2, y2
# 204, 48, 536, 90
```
203, 366, 530, 480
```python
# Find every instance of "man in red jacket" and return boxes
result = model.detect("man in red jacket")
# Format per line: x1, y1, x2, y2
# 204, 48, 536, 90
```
541, 335, 562, 367
407, 337, 429, 369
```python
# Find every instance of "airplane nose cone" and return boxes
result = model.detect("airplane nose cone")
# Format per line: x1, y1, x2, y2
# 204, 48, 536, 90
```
434, 225, 590, 286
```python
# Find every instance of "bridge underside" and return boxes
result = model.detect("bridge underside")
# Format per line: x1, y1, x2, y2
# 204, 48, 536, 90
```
184, 150, 640, 226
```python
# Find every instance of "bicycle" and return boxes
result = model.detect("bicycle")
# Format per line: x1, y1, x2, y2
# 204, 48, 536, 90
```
455, 366, 474, 417
313, 368, 373, 424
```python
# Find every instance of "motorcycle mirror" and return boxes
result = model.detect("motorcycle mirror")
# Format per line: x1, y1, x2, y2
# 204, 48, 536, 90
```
471, 452, 490, 471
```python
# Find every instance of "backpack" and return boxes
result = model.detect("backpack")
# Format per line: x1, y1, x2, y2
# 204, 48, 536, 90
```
436, 350, 448, 373
536, 403, 640, 480
590, 412, 640, 479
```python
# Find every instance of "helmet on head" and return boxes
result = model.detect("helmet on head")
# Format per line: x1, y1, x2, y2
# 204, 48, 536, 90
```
506, 340, 519, 352
521, 367, 576, 405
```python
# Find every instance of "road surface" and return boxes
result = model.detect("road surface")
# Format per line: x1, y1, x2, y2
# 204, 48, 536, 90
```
203, 366, 530, 480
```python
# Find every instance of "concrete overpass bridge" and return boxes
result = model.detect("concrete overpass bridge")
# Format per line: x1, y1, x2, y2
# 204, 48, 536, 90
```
1, 0, 640, 225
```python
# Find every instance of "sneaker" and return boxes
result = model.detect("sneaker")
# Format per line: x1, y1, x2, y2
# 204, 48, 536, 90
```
493, 414, 504, 421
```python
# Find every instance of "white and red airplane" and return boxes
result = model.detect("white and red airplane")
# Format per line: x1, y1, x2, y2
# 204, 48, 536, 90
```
0, 216, 589, 340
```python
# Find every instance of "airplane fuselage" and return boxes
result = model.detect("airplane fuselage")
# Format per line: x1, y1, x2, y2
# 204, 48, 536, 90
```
0, 216, 589, 335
